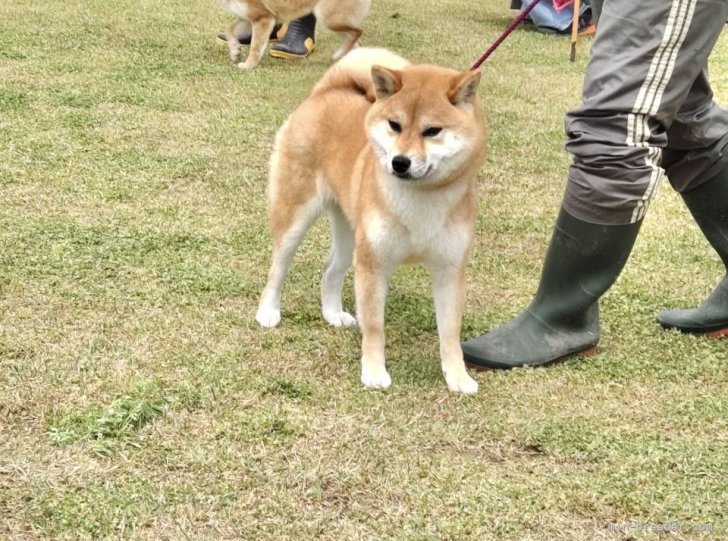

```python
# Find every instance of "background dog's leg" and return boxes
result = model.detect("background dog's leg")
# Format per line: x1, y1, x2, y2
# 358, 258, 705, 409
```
321, 207, 356, 327
239, 16, 276, 69
328, 25, 362, 61
355, 255, 392, 389
226, 18, 250, 62
430, 263, 479, 394
315, 0, 369, 60
256, 202, 320, 327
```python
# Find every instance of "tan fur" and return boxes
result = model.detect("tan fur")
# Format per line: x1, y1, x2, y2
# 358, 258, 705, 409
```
217, 0, 371, 69
256, 48, 487, 393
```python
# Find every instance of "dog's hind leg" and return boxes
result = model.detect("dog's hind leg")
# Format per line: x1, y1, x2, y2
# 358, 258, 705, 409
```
328, 25, 362, 61
321, 206, 356, 327
256, 199, 321, 328
315, 0, 369, 60
226, 18, 250, 62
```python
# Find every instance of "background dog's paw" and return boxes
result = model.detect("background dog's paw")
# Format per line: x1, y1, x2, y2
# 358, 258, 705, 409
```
227, 47, 241, 62
361, 365, 392, 389
255, 307, 281, 328
237, 60, 257, 70
445, 370, 479, 394
323, 310, 357, 328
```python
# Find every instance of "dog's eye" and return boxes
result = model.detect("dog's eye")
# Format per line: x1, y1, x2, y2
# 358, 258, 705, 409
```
422, 127, 442, 137
388, 120, 402, 133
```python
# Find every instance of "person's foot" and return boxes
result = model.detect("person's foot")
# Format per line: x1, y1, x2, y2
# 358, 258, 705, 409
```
462, 209, 641, 370
657, 276, 728, 337
216, 23, 286, 46
269, 14, 316, 59
462, 305, 600, 370
579, 22, 596, 36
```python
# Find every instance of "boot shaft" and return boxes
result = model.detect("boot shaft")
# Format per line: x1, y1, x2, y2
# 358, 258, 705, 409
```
681, 167, 728, 269
533, 208, 642, 318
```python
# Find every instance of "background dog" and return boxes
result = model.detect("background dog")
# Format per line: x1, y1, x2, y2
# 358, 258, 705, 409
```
256, 48, 487, 393
217, 0, 371, 69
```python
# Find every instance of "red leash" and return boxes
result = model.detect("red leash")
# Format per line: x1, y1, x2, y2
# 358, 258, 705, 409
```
470, 0, 544, 71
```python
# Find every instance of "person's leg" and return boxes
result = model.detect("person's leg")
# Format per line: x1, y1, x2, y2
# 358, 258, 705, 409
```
269, 13, 316, 60
657, 168, 728, 336
462, 0, 728, 369
656, 72, 728, 335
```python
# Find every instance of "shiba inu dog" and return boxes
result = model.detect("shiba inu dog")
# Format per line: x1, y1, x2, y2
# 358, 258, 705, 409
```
255, 48, 487, 393
217, 0, 371, 69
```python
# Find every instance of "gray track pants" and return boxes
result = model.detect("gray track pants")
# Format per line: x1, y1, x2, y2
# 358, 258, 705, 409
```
563, 0, 728, 225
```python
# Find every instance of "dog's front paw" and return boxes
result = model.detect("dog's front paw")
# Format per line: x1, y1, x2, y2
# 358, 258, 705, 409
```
323, 310, 357, 328
444, 369, 479, 395
256, 306, 281, 328
361, 363, 392, 390
238, 60, 258, 70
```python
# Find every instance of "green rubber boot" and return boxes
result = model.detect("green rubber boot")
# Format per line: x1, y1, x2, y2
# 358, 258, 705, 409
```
269, 14, 316, 59
462, 208, 642, 369
657, 167, 728, 337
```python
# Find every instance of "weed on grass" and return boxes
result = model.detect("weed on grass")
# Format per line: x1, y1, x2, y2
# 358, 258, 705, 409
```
47, 393, 166, 455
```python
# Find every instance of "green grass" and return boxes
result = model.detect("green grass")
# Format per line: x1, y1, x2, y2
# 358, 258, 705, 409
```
1, 0, 728, 539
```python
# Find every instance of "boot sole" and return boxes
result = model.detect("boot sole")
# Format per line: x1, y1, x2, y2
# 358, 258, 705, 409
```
269, 49, 313, 60
464, 346, 598, 372
658, 322, 728, 337
708, 327, 728, 338
269, 40, 315, 60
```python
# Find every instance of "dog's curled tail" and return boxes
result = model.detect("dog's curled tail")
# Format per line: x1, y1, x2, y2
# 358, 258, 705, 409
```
310, 47, 410, 103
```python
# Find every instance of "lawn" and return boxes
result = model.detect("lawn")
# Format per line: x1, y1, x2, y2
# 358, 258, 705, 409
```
1, 1, 727, 539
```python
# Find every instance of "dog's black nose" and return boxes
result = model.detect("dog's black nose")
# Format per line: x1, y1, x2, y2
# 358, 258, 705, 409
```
391, 155, 411, 175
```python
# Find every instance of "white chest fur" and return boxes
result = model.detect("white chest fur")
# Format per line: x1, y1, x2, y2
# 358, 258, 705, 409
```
364, 176, 472, 267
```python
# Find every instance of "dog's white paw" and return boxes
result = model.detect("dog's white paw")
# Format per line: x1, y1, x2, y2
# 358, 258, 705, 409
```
238, 60, 256, 70
445, 370, 479, 395
256, 306, 281, 328
361, 364, 392, 390
332, 42, 359, 61
323, 310, 357, 328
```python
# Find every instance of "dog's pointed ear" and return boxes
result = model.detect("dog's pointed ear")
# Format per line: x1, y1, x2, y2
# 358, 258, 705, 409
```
448, 70, 481, 105
371, 66, 402, 100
